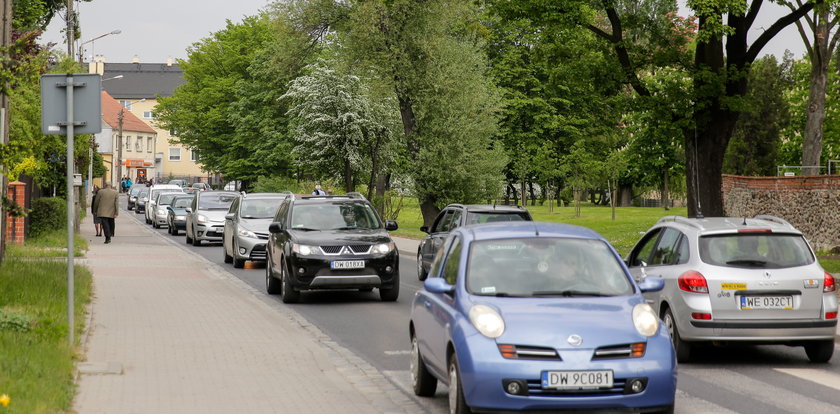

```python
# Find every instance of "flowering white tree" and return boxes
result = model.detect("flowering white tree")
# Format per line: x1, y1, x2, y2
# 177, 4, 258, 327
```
282, 59, 398, 192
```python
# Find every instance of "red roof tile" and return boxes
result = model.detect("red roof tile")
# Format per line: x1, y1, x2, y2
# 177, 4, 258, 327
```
101, 91, 156, 134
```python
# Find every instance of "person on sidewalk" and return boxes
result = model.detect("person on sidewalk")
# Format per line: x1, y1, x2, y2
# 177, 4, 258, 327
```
91, 186, 102, 237
312, 184, 326, 196
93, 182, 119, 244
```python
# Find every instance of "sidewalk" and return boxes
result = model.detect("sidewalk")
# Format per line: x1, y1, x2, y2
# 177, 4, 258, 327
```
74, 209, 421, 414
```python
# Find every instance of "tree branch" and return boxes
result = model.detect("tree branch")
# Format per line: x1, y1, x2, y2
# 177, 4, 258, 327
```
746, 0, 821, 63
744, 0, 764, 28
588, 2, 650, 97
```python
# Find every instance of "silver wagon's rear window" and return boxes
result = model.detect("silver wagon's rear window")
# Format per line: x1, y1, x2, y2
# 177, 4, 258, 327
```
699, 233, 815, 269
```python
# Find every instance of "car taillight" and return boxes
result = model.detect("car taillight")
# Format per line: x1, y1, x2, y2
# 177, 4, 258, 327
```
824, 272, 836, 293
826, 312, 837, 320
678, 271, 709, 294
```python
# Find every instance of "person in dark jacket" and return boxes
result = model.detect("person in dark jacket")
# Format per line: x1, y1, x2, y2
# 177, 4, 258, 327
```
91, 186, 102, 236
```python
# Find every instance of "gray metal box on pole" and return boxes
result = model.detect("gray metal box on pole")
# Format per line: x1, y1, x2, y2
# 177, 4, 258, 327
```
41, 73, 102, 135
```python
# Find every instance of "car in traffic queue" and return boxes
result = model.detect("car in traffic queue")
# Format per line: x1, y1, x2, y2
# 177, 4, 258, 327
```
150, 192, 183, 229
265, 193, 400, 303
144, 184, 184, 225
192, 182, 211, 191
417, 204, 532, 280
127, 184, 146, 210
626, 215, 838, 363
409, 222, 676, 414
223, 192, 288, 268
134, 188, 150, 214
166, 195, 194, 235
184, 191, 239, 246
168, 179, 188, 188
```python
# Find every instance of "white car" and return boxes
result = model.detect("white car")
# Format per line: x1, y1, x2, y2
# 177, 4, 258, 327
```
144, 184, 184, 225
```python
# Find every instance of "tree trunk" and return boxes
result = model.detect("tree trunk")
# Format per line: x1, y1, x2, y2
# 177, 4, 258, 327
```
520, 180, 526, 207
619, 185, 632, 207
344, 158, 353, 192
802, 9, 830, 176
660, 169, 670, 211
420, 198, 440, 228
685, 113, 735, 218
367, 129, 381, 202
528, 181, 536, 206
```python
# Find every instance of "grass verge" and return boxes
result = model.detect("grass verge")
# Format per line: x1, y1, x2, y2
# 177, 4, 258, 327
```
0, 259, 92, 414
6, 230, 87, 258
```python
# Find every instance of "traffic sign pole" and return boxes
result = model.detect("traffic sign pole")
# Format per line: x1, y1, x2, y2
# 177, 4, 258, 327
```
65, 74, 75, 347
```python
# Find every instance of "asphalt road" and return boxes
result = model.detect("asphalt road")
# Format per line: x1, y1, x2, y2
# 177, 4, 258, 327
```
125, 200, 840, 414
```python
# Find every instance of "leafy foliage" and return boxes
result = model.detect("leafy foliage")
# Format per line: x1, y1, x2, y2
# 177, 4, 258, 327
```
28, 197, 67, 238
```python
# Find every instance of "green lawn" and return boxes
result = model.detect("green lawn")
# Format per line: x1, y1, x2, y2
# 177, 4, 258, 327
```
0, 260, 92, 414
392, 199, 687, 256
6, 230, 87, 258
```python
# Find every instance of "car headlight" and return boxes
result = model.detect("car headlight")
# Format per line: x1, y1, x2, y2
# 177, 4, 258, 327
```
292, 243, 318, 256
469, 305, 505, 338
372, 242, 395, 254
633, 303, 659, 337
238, 229, 257, 239
196, 214, 208, 224
157, 208, 166, 215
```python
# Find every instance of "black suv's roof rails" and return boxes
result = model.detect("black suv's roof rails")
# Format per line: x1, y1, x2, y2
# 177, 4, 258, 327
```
657, 215, 703, 230
301, 192, 367, 201
754, 214, 793, 228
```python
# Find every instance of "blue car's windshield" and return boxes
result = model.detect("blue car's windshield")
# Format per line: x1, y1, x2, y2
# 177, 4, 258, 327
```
467, 238, 633, 297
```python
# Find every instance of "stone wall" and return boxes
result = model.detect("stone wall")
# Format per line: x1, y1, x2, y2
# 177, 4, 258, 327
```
722, 174, 840, 251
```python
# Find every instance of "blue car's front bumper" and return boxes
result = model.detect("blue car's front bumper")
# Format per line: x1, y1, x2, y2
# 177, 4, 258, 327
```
456, 329, 677, 412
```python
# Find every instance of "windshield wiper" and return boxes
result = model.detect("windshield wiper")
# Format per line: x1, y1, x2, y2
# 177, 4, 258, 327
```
531, 290, 610, 297
333, 226, 372, 230
240, 215, 258, 219
725, 259, 768, 267
290, 227, 318, 231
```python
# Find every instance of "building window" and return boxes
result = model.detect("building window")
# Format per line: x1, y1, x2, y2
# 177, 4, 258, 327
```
169, 129, 177, 137
135, 136, 143, 152
125, 136, 132, 151
143, 111, 154, 119
190, 150, 199, 162
147, 137, 154, 152
119, 100, 131, 108
169, 147, 181, 161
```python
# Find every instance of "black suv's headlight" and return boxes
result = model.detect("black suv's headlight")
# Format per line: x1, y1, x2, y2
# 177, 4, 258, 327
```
292, 243, 318, 256
371, 242, 395, 254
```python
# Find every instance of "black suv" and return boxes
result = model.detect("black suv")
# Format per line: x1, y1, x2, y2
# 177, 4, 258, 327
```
265, 193, 400, 303
416, 204, 532, 280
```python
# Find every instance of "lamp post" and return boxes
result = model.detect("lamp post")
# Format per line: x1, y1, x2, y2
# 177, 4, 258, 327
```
116, 98, 145, 184
78, 29, 121, 65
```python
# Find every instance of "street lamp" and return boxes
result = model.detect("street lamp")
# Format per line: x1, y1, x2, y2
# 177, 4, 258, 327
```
78, 29, 122, 65
116, 98, 146, 183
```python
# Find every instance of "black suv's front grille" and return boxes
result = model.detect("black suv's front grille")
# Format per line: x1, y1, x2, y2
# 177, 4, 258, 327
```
321, 246, 342, 254
319, 245, 372, 255
349, 244, 371, 254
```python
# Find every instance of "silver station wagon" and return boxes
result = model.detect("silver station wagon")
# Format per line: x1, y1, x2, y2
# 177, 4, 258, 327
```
626, 215, 837, 363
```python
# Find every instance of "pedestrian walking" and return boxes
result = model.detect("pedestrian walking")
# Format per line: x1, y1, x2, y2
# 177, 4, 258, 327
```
91, 186, 102, 237
312, 184, 326, 196
93, 182, 119, 244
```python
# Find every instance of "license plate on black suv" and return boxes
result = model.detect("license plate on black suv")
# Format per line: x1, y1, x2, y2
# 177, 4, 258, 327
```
331, 260, 365, 269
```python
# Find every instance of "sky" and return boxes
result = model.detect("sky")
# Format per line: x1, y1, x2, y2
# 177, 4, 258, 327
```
41, 0, 809, 65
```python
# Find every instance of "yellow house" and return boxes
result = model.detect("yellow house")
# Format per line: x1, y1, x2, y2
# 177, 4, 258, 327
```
93, 90, 157, 187
92, 59, 210, 184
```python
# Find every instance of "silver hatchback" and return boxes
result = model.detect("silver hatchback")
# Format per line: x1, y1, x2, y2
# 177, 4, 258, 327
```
626, 215, 837, 363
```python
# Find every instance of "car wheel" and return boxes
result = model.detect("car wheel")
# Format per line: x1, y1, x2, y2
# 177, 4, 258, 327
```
265, 259, 281, 295
280, 259, 300, 303
223, 240, 233, 263
448, 353, 472, 414
152, 220, 158, 229
192, 235, 202, 246
185, 228, 193, 244
417, 251, 428, 281
663, 308, 692, 363
804, 340, 834, 363
232, 240, 246, 268
410, 334, 437, 396
379, 272, 399, 302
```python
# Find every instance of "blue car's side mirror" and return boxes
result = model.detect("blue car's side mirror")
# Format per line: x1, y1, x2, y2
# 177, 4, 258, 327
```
424, 278, 455, 294
638, 276, 665, 293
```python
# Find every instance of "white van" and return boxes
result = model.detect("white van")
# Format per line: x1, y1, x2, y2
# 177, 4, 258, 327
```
143, 184, 184, 224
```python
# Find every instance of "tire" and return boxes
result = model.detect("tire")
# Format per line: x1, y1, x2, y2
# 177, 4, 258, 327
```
663, 308, 692, 363
280, 260, 300, 303
152, 220, 158, 229
192, 236, 202, 246
379, 272, 400, 302
223, 241, 233, 263
417, 251, 428, 281
185, 229, 193, 244
804, 340, 834, 363
265, 259, 281, 295
232, 241, 246, 268
411, 334, 438, 396
448, 353, 472, 414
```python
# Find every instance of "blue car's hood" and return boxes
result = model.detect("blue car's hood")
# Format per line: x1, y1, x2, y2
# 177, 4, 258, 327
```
472, 296, 649, 349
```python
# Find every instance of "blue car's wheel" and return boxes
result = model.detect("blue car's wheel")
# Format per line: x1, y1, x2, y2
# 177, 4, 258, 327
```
410, 335, 437, 396
448, 354, 472, 414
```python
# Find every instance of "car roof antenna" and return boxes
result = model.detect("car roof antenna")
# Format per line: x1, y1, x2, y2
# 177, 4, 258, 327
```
534, 223, 540, 237
742, 217, 747, 226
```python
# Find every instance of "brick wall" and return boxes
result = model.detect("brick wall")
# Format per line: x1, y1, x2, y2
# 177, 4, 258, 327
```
722, 174, 840, 251
6, 181, 26, 245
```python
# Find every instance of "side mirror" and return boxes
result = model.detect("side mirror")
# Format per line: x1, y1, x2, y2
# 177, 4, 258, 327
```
268, 222, 283, 233
424, 278, 455, 294
638, 276, 665, 293
167, 206, 173, 211
385, 220, 398, 231
143, 197, 149, 202
420, 226, 429, 234
225, 213, 235, 220
185, 208, 193, 214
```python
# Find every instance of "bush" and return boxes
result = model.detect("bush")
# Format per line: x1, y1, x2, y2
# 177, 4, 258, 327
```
29, 197, 67, 238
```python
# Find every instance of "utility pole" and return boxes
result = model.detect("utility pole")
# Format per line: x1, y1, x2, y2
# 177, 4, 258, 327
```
0, 0, 13, 263
66, 0, 74, 57
117, 109, 124, 182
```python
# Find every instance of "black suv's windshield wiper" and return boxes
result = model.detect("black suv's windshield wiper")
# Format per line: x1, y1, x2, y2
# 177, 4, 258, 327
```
333, 226, 374, 230
725, 259, 768, 267
531, 290, 610, 297
290, 227, 318, 231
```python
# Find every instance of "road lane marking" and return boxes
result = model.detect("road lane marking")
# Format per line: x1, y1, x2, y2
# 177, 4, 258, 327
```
774, 368, 840, 391
385, 350, 411, 356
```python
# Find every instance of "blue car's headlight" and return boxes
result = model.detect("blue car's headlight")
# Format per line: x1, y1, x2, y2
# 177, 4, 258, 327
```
469, 305, 505, 338
633, 303, 659, 337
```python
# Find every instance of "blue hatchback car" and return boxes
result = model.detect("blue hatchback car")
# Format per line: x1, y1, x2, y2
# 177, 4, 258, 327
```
409, 222, 676, 413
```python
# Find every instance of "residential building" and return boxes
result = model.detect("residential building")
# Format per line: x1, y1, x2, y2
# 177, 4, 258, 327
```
91, 58, 208, 184
93, 90, 157, 186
